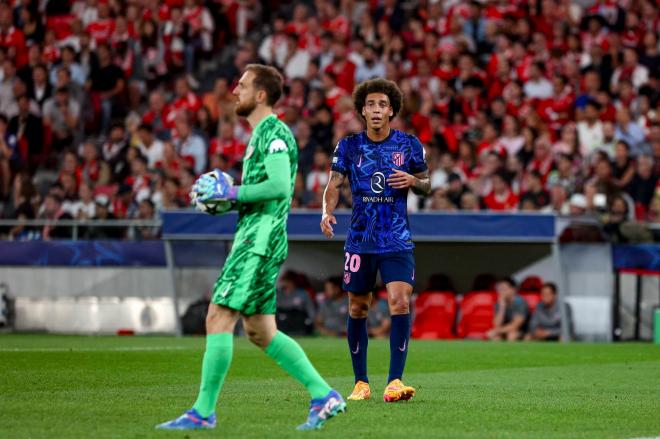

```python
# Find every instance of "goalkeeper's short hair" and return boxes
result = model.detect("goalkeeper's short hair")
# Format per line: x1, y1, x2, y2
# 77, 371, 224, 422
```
352, 78, 403, 121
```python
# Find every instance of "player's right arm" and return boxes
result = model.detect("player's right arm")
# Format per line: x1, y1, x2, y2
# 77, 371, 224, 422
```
321, 171, 345, 238
321, 140, 349, 239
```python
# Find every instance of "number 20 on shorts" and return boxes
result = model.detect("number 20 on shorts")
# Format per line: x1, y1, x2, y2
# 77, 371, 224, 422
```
344, 252, 361, 273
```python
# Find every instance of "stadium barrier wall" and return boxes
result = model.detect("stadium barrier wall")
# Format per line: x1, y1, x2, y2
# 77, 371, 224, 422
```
0, 212, 624, 339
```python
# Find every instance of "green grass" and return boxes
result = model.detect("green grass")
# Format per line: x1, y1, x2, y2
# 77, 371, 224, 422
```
1, 335, 660, 439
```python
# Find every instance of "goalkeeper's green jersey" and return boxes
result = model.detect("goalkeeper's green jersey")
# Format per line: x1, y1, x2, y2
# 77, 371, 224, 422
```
234, 114, 298, 261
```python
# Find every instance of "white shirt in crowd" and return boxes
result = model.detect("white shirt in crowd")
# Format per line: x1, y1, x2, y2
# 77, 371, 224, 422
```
139, 139, 165, 169
577, 120, 604, 157
523, 78, 553, 99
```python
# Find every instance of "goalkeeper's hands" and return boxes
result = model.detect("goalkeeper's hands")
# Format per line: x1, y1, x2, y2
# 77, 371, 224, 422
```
192, 169, 238, 202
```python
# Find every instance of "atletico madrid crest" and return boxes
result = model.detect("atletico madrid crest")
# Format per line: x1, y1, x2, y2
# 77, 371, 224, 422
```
392, 152, 404, 167
344, 272, 351, 284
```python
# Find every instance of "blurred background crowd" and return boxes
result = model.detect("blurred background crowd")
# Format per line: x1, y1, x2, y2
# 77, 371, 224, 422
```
0, 0, 658, 241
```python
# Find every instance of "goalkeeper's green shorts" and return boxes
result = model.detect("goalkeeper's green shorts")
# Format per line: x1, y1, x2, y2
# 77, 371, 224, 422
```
211, 244, 282, 316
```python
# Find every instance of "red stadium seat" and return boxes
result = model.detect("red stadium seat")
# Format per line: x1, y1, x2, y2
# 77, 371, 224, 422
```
411, 291, 457, 339
519, 275, 543, 292
520, 292, 541, 314
457, 291, 497, 340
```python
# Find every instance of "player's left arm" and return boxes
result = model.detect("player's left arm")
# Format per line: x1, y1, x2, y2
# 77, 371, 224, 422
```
386, 169, 431, 196
226, 137, 293, 203
236, 153, 292, 202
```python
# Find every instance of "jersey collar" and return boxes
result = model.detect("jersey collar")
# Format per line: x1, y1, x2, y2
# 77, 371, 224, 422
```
253, 113, 277, 136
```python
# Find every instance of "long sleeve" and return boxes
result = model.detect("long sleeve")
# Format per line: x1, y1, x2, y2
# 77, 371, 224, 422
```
237, 153, 292, 203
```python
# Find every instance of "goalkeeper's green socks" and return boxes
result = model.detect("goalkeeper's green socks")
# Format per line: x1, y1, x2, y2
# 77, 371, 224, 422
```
265, 330, 332, 399
192, 333, 233, 418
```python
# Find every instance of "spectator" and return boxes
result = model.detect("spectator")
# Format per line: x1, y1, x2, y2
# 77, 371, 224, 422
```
79, 140, 110, 186
610, 47, 649, 91
487, 277, 528, 341
130, 199, 160, 240
137, 123, 165, 169
70, 182, 96, 220
315, 276, 348, 337
101, 123, 129, 182
202, 77, 233, 123
39, 193, 73, 240
84, 194, 124, 240
8, 201, 37, 240
460, 191, 480, 211
325, 39, 356, 94
0, 114, 11, 199
209, 118, 245, 169
542, 183, 570, 215
43, 87, 80, 152
174, 113, 206, 174
157, 176, 184, 210
90, 44, 125, 134
282, 33, 310, 80
50, 46, 86, 87
627, 155, 658, 216
523, 62, 553, 99
612, 141, 636, 189
8, 94, 43, 171
525, 282, 562, 341
615, 107, 648, 157
482, 171, 518, 211
355, 44, 385, 84
172, 76, 202, 118
305, 148, 330, 206
577, 101, 604, 157
276, 270, 316, 336
520, 171, 550, 209
28, 64, 52, 111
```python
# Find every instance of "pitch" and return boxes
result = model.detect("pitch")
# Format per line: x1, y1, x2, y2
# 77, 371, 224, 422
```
1, 335, 659, 438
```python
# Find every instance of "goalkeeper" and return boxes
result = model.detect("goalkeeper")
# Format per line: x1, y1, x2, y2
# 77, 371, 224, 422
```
157, 64, 345, 431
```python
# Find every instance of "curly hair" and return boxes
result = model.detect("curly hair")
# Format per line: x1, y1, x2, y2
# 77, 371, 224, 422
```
352, 78, 403, 121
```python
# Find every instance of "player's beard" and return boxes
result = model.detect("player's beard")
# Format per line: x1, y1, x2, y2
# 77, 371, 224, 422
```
235, 96, 257, 117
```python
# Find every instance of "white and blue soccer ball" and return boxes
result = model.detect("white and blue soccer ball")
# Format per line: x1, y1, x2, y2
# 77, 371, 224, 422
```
191, 170, 235, 215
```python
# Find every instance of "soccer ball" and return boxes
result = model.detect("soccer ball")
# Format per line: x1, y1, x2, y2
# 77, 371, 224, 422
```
191, 171, 236, 216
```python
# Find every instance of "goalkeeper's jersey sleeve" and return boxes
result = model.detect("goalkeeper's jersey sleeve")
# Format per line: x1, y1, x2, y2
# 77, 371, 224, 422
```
233, 114, 298, 261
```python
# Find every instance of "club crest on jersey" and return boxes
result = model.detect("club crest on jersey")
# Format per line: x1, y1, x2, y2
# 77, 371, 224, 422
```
344, 272, 351, 284
392, 152, 405, 167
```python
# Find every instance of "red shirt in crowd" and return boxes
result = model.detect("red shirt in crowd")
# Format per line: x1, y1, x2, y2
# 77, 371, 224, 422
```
172, 92, 202, 116
0, 26, 27, 67
209, 138, 246, 167
483, 189, 519, 211
87, 19, 115, 44
325, 61, 356, 94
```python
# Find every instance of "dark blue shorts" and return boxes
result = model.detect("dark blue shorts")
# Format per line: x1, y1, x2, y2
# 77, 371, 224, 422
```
342, 251, 415, 294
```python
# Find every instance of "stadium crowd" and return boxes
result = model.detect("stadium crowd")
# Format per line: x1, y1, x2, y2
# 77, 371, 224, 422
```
0, 0, 658, 241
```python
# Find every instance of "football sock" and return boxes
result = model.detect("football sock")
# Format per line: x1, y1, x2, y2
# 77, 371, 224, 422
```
192, 333, 234, 418
388, 314, 411, 383
347, 316, 369, 383
265, 330, 331, 399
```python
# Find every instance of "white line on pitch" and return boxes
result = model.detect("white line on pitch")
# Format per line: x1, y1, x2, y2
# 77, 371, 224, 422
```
0, 346, 196, 352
